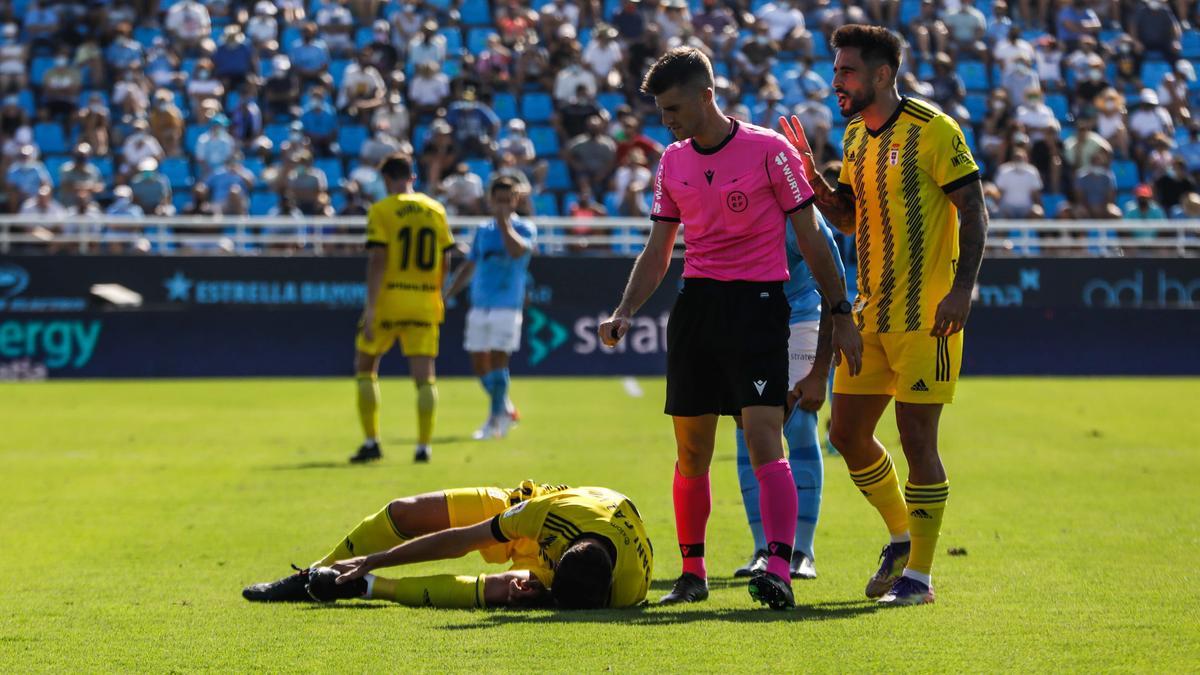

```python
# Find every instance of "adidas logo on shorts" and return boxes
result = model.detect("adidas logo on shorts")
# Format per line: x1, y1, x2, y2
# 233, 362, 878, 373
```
910, 379, 929, 392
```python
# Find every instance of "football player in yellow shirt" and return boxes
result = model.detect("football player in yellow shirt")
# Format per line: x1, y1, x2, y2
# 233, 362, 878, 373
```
350, 155, 455, 464
242, 481, 653, 609
780, 25, 988, 606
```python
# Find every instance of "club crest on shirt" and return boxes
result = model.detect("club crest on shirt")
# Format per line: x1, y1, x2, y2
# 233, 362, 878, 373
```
889, 143, 900, 166
726, 190, 748, 212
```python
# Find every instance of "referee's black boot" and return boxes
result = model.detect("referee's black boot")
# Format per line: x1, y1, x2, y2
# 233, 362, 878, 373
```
658, 572, 709, 605
349, 440, 382, 464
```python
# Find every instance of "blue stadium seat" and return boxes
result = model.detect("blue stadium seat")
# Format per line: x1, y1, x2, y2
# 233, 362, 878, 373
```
95, 157, 114, 181
467, 158, 492, 184
243, 158, 265, 179
644, 125, 673, 148
461, 0, 491, 25
598, 92, 626, 116
829, 126, 846, 152
467, 27, 492, 54
443, 59, 461, 78
338, 125, 368, 157
316, 158, 344, 186
603, 0, 621, 19
917, 61, 934, 81
33, 122, 68, 155
413, 124, 431, 152
1045, 94, 1069, 120
1042, 193, 1066, 218
134, 26, 163, 45
493, 92, 518, 120
899, 0, 922, 25
264, 123, 290, 149
44, 156, 69, 187
329, 59, 350, 83
1182, 31, 1200, 59
528, 125, 559, 156
439, 29, 463, 54
250, 191, 278, 216
16, 89, 35, 116
30, 56, 54, 87
172, 191, 190, 213
520, 93, 553, 123
712, 60, 730, 79
161, 157, 194, 189
532, 192, 559, 216
811, 36, 831, 59
281, 26, 302, 51
964, 93, 988, 121
1140, 60, 1171, 88
355, 26, 374, 50
958, 61, 988, 92
544, 159, 571, 191
1112, 160, 1139, 191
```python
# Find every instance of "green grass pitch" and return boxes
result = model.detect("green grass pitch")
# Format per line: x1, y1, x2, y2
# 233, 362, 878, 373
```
1, 377, 1198, 672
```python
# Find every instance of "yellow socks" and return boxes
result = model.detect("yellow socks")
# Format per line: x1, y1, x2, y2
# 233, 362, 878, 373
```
356, 373, 380, 441
315, 504, 409, 567
415, 379, 437, 446
904, 481, 949, 578
370, 574, 486, 608
849, 451, 910, 540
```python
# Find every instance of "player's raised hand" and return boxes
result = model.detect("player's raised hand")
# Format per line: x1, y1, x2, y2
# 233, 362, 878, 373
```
598, 314, 631, 347
831, 316, 863, 377
931, 286, 972, 337
779, 115, 817, 179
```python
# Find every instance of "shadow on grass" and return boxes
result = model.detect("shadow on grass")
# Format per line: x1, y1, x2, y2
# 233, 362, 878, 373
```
263, 435, 474, 470
435, 600, 881, 628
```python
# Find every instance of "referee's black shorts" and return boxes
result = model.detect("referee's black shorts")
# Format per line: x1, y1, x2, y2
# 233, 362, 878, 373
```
664, 278, 790, 417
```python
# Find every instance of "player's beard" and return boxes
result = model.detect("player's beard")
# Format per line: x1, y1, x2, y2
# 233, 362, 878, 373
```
837, 87, 875, 118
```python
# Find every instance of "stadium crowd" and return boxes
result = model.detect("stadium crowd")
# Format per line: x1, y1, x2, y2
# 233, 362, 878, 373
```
0, 0, 1198, 247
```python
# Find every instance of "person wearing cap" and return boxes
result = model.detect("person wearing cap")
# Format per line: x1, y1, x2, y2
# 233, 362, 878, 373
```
246, 1, 280, 50
409, 61, 451, 120
263, 55, 301, 118
58, 144, 104, 208
418, 118, 461, 188
0, 23, 28, 94
213, 25, 258, 90
1169, 191, 1200, 220
106, 22, 144, 76
299, 85, 340, 156
130, 156, 174, 216
1063, 109, 1112, 172
106, 185, 145, 218
1124, 183, 1167, 242
1129, 88, 1175, 163
1016, 86, 1062, 193
5, 145, 51, 212
498, 118, 545, 187
315, 0, 356, 57
164, 0, 213, 55
185, 60, 226, 119
366, 20, 399, 74
0, 94, 28, 138
120, 118, 165, 179
338, 50, 387, 123
191, 114, 234, 175
408, 20, 447, 71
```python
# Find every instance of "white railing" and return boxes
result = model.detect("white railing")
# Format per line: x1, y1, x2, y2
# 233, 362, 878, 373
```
0, 216, 1196, 257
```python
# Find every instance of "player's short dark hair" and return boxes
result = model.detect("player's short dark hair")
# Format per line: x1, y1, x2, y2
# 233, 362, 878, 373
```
551, 539, 614, 610
831, 24, 903, 75
379, 154, 414, 181
640, 47, 714, 97
490, 175, 517, 195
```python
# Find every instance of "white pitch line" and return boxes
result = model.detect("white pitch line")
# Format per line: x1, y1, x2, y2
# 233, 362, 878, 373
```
622, 377, 644, 398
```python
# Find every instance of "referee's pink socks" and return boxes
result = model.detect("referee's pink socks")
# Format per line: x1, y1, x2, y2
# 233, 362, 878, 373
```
673, 464, 711, 579
757, 459, 799, 580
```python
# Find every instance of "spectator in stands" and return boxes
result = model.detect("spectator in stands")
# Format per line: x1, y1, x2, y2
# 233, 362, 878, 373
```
610, 146, 651, 217
286, 150, 331, 216
75, 37, 107, 91
734, 22, 777, 91
755, 0, 812, 55
930, 52, 969, 121
1131, 0, 1182, 61
65, 183, 101, 217
1157, 70, 1191, 128
6, 145, 51, 212
984, 0, 1014, 47
1129, 88, 1175, 162
229, 82, 264, 150
1170, 192, 1200, 219
114, 68, 152, 118
438, 161, 486, 215
496, 0, 538, 46
146, 90, 184, 157
1110, 34, 1142, 92
512, 33, 552, 94
372, 92, 410, 145
994, 147, 1045, 218
583, 25, 625, 91
493, 150, 535, 201
565, 114, 617, 200
195, 114, 237, 176
42, 50, 84, 130
23, 1, 59, 51
752, 79, 791, 129
263, 55, 300, 118
409, 61, 451, 121
145, 38, 185, 91
186, 61, 225, 119
782, 57, 831, 106
446, 89, 501, 159
1055, 0, 1102, 52
206, 153, 256, 203
180, 182, 213, 216
360, 119, 406, 167
497, 119, 547, 190
656, 0, 693, 43
793, 88, 833, 164
554, 45, 599, 103
541, 0, 583, 42
555, 83, 604, 142
0, 94, 28, 138
338, 51, 387, 125
943, 0, 988, 60
419, 119, 460, 190
1178, 125, 1200, 175
315, 0, 356, 57
1153, 157, 1197, 212
105, 185, 144, 217
106, 22, 143, 78
613, 113, 663, 166
58, 143, 103, 208
19, 184, 65, 218
408, 21, 447, 72
121, 118, 165, 180
693, 0, 735, 36
76, 93, 111, 157
1033, 35, 1065, 92
1124, 184, 1166, 242
1002, 54, 1040, 107
130, 157, 174, 215
246, 1, 280, 52
1071, 53, 1107, 115
906, 0, 949, 62
1017, 86, 1063, 192
0, 25, 25, 96
612, 0, 646, 42
300, 86, 339, 156
348, 157, 387, 202
1073, 148, 1122, 219
993, 26, 1033, 78
1095, 87, 1131, 158
624, 24, 664, 104
165, 0, 214, 56
213, 25, 257, 91
390, 3, 423, 46
217, 184, 250, 217
289, 22, 333, 89
1063, 110, 1113, 172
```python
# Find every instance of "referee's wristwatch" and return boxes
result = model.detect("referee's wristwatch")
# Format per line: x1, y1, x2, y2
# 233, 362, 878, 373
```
831, 299, 853, 316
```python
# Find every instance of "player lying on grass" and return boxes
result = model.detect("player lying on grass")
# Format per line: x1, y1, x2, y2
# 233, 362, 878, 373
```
243, 481, 653, 609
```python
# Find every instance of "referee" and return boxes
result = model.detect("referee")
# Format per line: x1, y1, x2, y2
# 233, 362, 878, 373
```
599, 47, 862, 610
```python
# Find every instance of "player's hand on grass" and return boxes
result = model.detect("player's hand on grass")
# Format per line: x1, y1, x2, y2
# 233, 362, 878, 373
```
598, 314, 631, 347
931, 287, 972, 337
779, 115, 817, 179
831, 315, 863, 376
791, 369, 828, 412
332, 556, 375, 584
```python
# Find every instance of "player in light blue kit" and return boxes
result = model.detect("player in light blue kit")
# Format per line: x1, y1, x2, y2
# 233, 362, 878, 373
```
445, 177, 536, 439
733, 211, 845, 579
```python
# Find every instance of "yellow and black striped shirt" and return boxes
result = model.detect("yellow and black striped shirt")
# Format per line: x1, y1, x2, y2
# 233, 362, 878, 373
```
838, 98, 980, 333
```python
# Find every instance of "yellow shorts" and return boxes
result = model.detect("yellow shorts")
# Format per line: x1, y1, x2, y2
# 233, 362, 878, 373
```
442, 486, 544, 573
833, 330, 964, 404
355, 319, 440, 357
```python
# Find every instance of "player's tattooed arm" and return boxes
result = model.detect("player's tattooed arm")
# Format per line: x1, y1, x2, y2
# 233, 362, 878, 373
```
931, 179, 989, 337
810, 179, 857, 236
